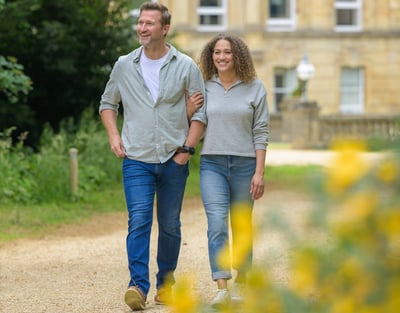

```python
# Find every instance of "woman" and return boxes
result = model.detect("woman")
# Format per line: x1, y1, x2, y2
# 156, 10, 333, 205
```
190, 33, 269, 307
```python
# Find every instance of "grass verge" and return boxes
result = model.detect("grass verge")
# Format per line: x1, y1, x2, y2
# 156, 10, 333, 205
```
0, 165, 322, 242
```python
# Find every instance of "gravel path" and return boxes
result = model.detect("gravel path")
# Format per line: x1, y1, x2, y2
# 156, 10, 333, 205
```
0, 189, 313, 313
0, 149, 387, 312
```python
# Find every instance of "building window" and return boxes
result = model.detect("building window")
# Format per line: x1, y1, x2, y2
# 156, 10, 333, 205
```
334, 0, 362, 32
273, 68, 297, 112
197, 0, 227, 32
267, 0, 296, 32
340, 67, 364, 114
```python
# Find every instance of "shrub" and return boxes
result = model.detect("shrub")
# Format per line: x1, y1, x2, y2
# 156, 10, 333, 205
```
0, 108, 121, 205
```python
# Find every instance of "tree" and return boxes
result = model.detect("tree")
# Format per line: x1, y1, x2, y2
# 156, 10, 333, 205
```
0, 56, 33, 134
0, 0, 137, 147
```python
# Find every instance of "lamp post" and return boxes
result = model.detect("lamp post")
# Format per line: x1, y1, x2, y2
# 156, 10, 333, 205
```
296, 53, 315, 102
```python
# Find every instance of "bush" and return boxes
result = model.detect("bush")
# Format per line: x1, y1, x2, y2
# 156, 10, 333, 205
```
0, 108, 121, 206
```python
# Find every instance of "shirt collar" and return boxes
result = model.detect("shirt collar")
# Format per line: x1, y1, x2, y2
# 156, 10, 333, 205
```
132, 43, 176, 63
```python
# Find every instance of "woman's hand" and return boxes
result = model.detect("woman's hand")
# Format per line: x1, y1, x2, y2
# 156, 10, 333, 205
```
186, 91, 204, 120
250, 173, 264, 200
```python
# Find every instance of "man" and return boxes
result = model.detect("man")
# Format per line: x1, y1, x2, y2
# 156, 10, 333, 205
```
99, 2, 206, 311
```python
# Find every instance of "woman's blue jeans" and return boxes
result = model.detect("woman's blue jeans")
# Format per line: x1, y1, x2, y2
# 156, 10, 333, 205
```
200, 155, 255, 282
122, 157, 189, 296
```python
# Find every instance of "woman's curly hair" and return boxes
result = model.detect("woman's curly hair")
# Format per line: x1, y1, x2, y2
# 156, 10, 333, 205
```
199, 33, 257, 83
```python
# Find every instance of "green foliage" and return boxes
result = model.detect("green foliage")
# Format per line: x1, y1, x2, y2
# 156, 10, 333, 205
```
0, 115, 318, 241
265, 165, 322, 191
0, 0, 138, 147
366, 134, 400, 152
0, 55, 34, 135
0, 55, 32, 103
0, 108, 121, 206
290, 78, 304, 98
0, 128, 36, 204
0, 107, 125, 239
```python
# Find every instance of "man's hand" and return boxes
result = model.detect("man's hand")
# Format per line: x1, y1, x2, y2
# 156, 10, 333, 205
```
109, 134, 126, 158
173, 151, 191, 165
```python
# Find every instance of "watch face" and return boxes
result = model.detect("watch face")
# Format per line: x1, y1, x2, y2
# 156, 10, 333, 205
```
183, 145, 195, 155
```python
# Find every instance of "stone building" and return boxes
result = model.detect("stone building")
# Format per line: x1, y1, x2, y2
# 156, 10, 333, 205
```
158, 0, 400, 116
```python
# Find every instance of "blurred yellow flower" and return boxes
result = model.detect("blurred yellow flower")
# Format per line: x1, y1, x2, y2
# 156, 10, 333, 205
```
245, 267, 283, 313
337, 257, 374, 301
217, 203, 254, 270
231, 203, 254, 269
379, 208, 400, 263
376, 158, 398, 184
289, 248, 319, 297
325, 139, 369, 195
329, 191, 377, 233
384, 278, 400, 312
216, 244, 231, 269
330, 295, 356, 313
378, 207, 400, 237
247, 266, 271, 289
170, 275, 200, 313
331, 138, 367, 152
357, 305, 382, 313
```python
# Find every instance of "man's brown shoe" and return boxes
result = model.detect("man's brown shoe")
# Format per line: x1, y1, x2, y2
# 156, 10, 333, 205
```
125, 286, 146, 311
154, 286, 172, 305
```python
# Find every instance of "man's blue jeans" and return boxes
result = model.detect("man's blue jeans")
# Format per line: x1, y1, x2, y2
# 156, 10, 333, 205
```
200, 155, 255, 282
122, 157, 189, 296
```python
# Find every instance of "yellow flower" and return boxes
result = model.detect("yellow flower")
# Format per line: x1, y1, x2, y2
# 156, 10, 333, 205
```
216, 203, 254, 270
384, 278, 400, 312
329, 191, 377, 234
216, 244, 231, 269
245, 267, 283, 313
170, 274, 200, 313
357, 305, 382, 313
378, 207, 400, 237
379, 208, 400, 263
330, 295, 357, 313
376, 158, 398, 184
247, 266, 271, 290
231, 203, 254, 269
331, 138, 367, 152
325, 139, 369, 195
337, 257, 374, 301
289, 248, 319, 297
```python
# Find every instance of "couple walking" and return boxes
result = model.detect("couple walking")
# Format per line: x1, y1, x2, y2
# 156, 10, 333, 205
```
99, 2, 269, 311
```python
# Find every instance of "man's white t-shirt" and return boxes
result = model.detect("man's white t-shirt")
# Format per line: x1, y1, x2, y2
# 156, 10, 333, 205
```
140, 52, 168, 102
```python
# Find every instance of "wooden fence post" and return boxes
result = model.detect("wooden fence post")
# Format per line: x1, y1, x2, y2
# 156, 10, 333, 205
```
69, 148, 78, 194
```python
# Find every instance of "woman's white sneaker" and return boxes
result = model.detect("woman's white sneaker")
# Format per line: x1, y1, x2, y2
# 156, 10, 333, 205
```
211, 289, 230, 308
230, 283, 245, 303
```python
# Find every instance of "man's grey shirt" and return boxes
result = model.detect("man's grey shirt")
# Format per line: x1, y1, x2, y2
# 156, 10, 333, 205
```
100, 44, 206, 163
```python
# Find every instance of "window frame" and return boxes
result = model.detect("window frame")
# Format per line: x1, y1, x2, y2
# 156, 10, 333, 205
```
267, 0, 296, 32
197, 0, 227, 32
340, 67, 364, 114
273, 67, 298, 112
334, 0, 363, 32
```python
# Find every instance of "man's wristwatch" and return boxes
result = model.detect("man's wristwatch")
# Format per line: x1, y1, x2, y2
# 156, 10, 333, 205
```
176, 145, 195, 155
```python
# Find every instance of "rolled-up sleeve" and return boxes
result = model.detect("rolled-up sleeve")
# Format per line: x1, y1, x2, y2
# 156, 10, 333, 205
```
187, 62, 207, 125
99, 60, 121, 114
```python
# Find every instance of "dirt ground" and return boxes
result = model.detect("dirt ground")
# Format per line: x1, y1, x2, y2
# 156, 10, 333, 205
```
0, 189, 314, 313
